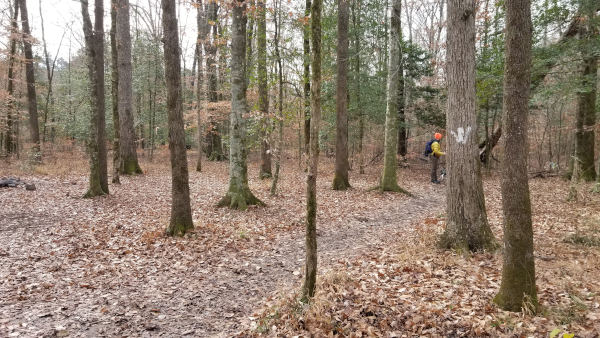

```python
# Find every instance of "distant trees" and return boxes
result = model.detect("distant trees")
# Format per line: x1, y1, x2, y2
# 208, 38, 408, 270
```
494, 0, 537, 312
439, 0, 496, 252
161, 0, 194, 235
4, 0, 19, 155
81, 0, 109, 197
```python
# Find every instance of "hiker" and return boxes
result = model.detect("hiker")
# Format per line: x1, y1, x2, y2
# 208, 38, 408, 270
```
424, 133, 445, 184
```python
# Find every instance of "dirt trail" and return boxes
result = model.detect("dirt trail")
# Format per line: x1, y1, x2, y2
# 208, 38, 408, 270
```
0, 165, 441, 337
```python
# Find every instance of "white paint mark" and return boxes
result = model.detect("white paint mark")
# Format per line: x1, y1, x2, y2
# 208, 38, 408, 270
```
450, 126, 472, 144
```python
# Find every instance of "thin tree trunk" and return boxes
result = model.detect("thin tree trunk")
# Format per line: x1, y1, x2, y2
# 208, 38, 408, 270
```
110, 0, 121, 184
18, 0, 41, 160
196, 0, 208, 172
270, 0, 283, 195
332, 0, 350, 190
380, 0, 408, 194
81, 0, 109, 197
439, 0, 496, 252
352, 0, 364, 174
206, 1, 224, 161
217, 0, 264, 210
161, 0, 194, 236
117, 0, 143, 175
5, 0, 19, 155
302, 0, 321, 301
258, 0, 272, 178
303, 0, 311, 155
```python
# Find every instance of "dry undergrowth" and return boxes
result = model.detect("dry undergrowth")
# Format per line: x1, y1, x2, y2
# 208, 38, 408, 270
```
246, 178, 600, 337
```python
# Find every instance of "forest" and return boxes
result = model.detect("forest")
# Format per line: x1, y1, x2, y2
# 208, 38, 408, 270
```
0, 0, 599, 336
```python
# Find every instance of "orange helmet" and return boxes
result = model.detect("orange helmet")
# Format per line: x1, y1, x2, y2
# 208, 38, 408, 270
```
434, 132, 442, 140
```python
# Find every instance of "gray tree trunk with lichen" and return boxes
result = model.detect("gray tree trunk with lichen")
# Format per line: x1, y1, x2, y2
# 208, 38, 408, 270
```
161, 0, 194, 236
217, 0, 264, 211
439, 0, 496, 252
494, 0, 537, 312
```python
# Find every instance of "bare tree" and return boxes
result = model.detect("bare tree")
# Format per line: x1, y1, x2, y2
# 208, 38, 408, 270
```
332, 0, 350, 190
81, 0, 109, 197
161, 0, 194, 236
4, 0, 19, 155
257, 0, 272, 178
110, 0, 121, 184
270, 0, 284, 195
196, 0, 209, 172
494, 0, 537, 312
303, 0, 311, 155
439, 0, 496, 251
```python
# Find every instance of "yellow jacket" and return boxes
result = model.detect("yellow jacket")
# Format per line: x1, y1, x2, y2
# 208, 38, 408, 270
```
432, 141, 445, 157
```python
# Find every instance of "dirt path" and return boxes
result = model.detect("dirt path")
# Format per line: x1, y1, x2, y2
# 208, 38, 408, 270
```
0, 163, 441, 337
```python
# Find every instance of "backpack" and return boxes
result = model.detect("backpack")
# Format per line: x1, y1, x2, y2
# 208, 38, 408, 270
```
424, 139, 437, 156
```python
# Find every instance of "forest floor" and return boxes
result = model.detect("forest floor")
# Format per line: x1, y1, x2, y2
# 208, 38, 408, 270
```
1, 148, 600, 337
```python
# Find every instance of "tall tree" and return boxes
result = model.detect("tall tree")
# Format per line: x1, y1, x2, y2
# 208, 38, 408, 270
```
352, 0, 364, 174
110, 0, 121, 184
380, 0, 408, 193
205, 1, 225, 161
270, 0, 284, 195
258, 0, 272, 178
494, 0, 537, 312
302, 0, 321, 301
332, 0, 350, 190
303, 0, 311, 155
4, 0, 19, 155
439, 0, 496, 251
217, 0, 264, 210
117, 0, 143, 175
81, 0, 109, 197
573, 4, 598, 182
18, 0, 41, 160
161, 0, 194, 236
196, 0, 209, 172
396, 42, 407, 157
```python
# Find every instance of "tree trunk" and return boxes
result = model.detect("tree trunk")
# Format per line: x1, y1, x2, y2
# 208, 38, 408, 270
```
161, 0, 194, 236
110, 0, 121, 184
302, 0, 321, 301
196, 0, 208, 172
270, 0, 283, 195
380, 0, 408, 194
81, 0, 109, 198
352, 0, 364, 174
494, 0, 537, 312
117, 0, 143, 175
332, 0, 350, 190
39, 0, 62, 144
574, 49, 597, 181
397, 50, 407, 157
439, 0, 496, 252
5, 0, 19, 155
258, 0, 272, 179
206, 1, 224, 161
303, 0, 311, 155
18, 0, 41, 160
217, 0, 264, 210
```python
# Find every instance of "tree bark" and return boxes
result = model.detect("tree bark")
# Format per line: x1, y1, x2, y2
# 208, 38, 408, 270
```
439, 0, 496, 252
18, 0, 41, 160
110, 0, 121, 184
161, 0, 194, 236
258, 0, 272, 179
352, 0, 364, 174
217, 0, 264, 210
4, 0, 19, 155
302, 0, 321, 301
303, 0, 311, 155
270, 0, 283, 195
117, 0, 143, 175
205, 1, 225, 161
380, 0, 409, 194
196, 0, 208, 172
494, 0, 537, 312
81, 0, 109, 197
332, 0, 351, 190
